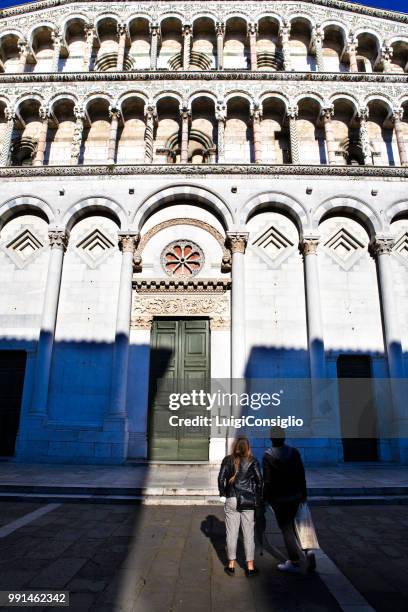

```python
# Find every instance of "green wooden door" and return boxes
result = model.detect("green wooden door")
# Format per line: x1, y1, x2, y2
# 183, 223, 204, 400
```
148, 318, 210, 461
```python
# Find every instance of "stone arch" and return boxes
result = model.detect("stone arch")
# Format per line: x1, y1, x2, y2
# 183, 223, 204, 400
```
241, 192, 309, 234
0, 195, 54, 231
385, 200, 408, 225
255, 12, 283, 28
48, 92, 79, 112
191, 13, 218, 27
133, 185, 234, 231
63, 197, 127, 231
188, 91, 217, 108
314, 196, 382, 238
134, 217, 230, 272
117, 91, 148, 110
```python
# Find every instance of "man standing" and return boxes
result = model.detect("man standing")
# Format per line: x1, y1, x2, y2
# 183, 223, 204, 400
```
263, 426, 315, 573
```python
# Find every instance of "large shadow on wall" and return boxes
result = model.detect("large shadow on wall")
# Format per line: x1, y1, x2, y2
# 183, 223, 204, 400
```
0, 335, 175, 610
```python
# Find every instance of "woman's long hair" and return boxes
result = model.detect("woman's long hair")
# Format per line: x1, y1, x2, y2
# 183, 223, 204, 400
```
228, 437, 252, 484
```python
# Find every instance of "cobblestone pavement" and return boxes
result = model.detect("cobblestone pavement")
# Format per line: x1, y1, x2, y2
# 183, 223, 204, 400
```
0, 501, 341, 612
312, 505, 408, 612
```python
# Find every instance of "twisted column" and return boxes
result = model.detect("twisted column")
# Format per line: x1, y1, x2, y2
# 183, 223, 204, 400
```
287, 105, 299, 163
182, 24, 192, 70
358, 107, 372, 165
109, 232, 140, 417
227, 232, 249, 378
33, 106, 49, 167
380, 44, 393, 72
117, 23, 127, 70
248, 23, 258, 70
108, 106, 120, 164
150, 23, 160, 70
0, 107, 15, 167
144, 104, 156, 163
321, 105, 336, 165
312, 26, 324, 71
251, 106, 263, 163
17, 40, 29, 73
347, 34, 358, 72
71, 106, 85, 165
216, 22, 225, 70
370, 236, 407, 435
216, 102, 226, 162
51, 29, 62, 72
180, 106, 190, 163
279, 22, 292, 71
31, 229, 69, 416
83, 24, 96, 71
392, 108, 408, 167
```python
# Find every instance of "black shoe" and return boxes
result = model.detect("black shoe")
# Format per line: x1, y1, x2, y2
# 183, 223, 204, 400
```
245, 567, 259, 577
224, 566, 235, 576
306, 552, 316, 572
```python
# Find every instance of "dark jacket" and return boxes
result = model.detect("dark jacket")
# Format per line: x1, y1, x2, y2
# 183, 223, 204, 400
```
262, 444, 307, 505
218, 454, 263, 502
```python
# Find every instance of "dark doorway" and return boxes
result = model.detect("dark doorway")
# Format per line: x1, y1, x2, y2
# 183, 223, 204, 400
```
148, 318, 210, 461
0, 351, 27, 457
337, 355, 378, 461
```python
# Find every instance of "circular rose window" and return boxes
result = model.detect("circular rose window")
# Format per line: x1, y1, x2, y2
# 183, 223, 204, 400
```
161, 240, 204, 277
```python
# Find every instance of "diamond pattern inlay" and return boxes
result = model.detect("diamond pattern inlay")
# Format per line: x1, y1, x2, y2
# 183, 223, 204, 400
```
252, 226, 294, 259
75, 228, 116, 268
393, 232, 408, 259
324, 228, 364, 261
1, 227, 45, 268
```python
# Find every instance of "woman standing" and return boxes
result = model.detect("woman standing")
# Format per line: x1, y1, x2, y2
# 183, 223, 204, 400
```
218, 437, 263, 576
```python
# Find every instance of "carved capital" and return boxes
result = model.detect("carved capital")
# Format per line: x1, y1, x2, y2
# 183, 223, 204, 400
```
392, 107, 404, 122
118, 232, 140, 253
180, 105, 191, 121
48, 229, 69, 251
182, 24, 192, 37
109, 105, 121, 120
18, 39, 29, 56
300, 235, 320, 256
358, 107, 369, 122
251, 106, 262, 122
149, 23, 160, 37
144, 104, 157, 121
39, 106, 49, 121
321, 105, 334, 120
51, 28, 62, 46
74, 105, 85, 121
117, 23, 127, 38
215, 22, 225, 37
4, 106, 15, 122
227, 232, 249, 254
279, 23, 291, 44
369, 236, 394, 257
215, 101, 227, 122
287, 105, 299, 120
248, 23, 258, 37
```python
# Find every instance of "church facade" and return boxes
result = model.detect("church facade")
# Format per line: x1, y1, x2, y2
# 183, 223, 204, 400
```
0, 0, 407, 465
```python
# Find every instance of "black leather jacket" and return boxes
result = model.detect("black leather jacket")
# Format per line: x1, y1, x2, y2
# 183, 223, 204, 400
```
218, 455, 263, 501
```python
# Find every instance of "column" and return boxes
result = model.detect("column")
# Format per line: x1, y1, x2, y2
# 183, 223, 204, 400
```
216, 101, 226, 162
108, 106, 120, 164
321, 105, 336, 165
83, 23, 96, 71
380, 44, 393, 72
182, 24, 192, 70
51, 29, 62, 72
180, 106, 190, 163
31, 229, 69, 415
300, 235, 328, 432
248, 23, 258, 70
347, 34, 358, 73
287, 105, 299, 163
370, 236, 407, 432
109, 232, 140, 417
17, 40, 29, 73
0, 107, 15, 167
358, 107, 372, 165
393, 108, 408, 167
251, 106, 263, 163
227, 232, 249, 378
149, 23, 160, 70
144, 104, 156, 163
71, 106, 85, 165
216, 22, 225, 70
279, 22, 292, 71
33, 107, 49, 167
312, 26, 324, 71
117, 23, 127, 70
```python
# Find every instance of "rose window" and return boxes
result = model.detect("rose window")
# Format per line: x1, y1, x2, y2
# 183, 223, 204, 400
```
161, 240, 204, 277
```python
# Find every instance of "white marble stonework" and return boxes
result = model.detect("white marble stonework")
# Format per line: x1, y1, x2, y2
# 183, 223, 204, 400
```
0, 0, 407, 465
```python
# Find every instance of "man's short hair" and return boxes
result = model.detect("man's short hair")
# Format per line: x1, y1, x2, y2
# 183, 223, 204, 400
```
270, 426, 285, 446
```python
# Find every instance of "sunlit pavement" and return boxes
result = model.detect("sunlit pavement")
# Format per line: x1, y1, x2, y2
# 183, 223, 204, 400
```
0, 502, 406, 612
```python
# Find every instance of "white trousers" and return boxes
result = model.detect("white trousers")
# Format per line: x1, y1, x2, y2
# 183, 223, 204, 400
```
224, 496, 255, 562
